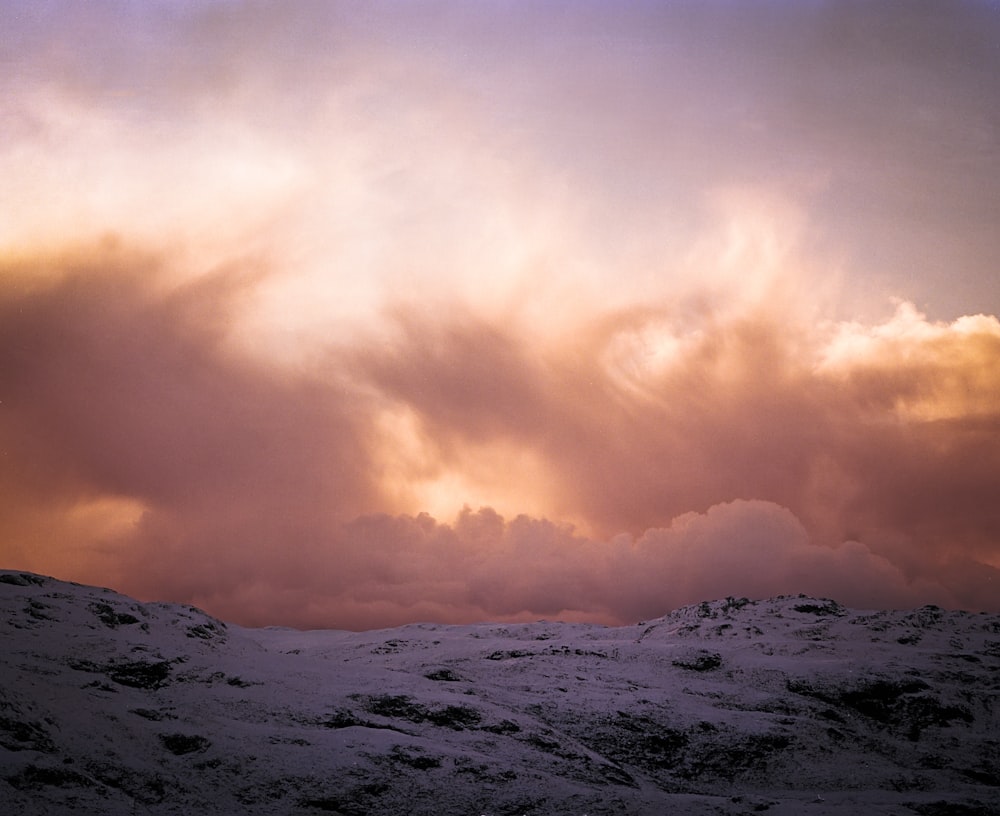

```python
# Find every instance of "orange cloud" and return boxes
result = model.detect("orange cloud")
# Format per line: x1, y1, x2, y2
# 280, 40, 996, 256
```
2, 248, 997, 628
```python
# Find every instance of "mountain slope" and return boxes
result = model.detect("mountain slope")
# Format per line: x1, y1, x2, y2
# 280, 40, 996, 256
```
1, 571, 998, 815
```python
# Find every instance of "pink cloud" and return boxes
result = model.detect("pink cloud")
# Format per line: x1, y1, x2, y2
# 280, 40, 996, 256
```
1, 240, 998, 629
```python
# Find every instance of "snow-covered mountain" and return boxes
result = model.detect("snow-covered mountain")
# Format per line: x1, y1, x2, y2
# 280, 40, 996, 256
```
1, 570, 998, 815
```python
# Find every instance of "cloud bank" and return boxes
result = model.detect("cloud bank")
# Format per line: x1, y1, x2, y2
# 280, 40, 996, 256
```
1, 249, 997, 627
2, 1, 998, 627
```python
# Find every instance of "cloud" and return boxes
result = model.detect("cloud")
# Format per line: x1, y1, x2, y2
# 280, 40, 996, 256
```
335, 289, 1000, 622
617, 500, 954, 621
174, 500, 960, 630
0, 248, 376, 598
2, 243, 999, 627
2, 232, 999, 629
2, 2, 999, 627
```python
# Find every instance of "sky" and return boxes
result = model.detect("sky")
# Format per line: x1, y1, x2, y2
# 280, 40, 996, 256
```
1, 0, 999, 629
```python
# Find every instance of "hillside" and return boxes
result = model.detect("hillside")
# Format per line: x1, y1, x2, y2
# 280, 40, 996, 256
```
1, 570, 998, 814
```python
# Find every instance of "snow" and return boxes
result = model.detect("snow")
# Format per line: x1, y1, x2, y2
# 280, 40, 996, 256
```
1, 571, 998, 814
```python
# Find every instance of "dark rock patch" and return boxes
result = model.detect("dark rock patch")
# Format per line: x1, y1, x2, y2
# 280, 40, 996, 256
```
482, 719, 521, 735
85, 760, 168, 804
427, 704, 481, 729
672, 651, 722, 672
7, 763, 94, 790
362, 694, 481, 730
159, 733, 211, 755
186, 622, 227, 641
87, 601, 140, 627
424, 668, 463, 682
485, 649, 535, 660
129, 708, 175, 721
69, 656, 174, 689
108, 659, 173, 689
794, 600, 846, 617
389, 746, 441, 770
320, 708, 367, 729
0, 714, 55, 753
677, 732, 792, 782
961, 767, 1000, 787
23, 599, 56, 621
0, 573, 45, 587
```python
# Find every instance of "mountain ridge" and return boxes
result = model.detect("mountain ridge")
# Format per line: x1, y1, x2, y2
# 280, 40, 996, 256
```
2, 570, 998, 815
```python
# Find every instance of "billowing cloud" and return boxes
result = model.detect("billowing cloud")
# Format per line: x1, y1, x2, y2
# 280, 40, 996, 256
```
1, 2, 998, 627
1, 250, 997, 627
0, 252, 376, 599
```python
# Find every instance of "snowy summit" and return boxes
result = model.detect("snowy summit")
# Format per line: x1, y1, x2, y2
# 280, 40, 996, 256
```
1, 571, 998, 815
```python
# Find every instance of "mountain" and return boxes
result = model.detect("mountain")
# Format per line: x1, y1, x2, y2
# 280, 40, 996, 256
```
1, 570, 998, 815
